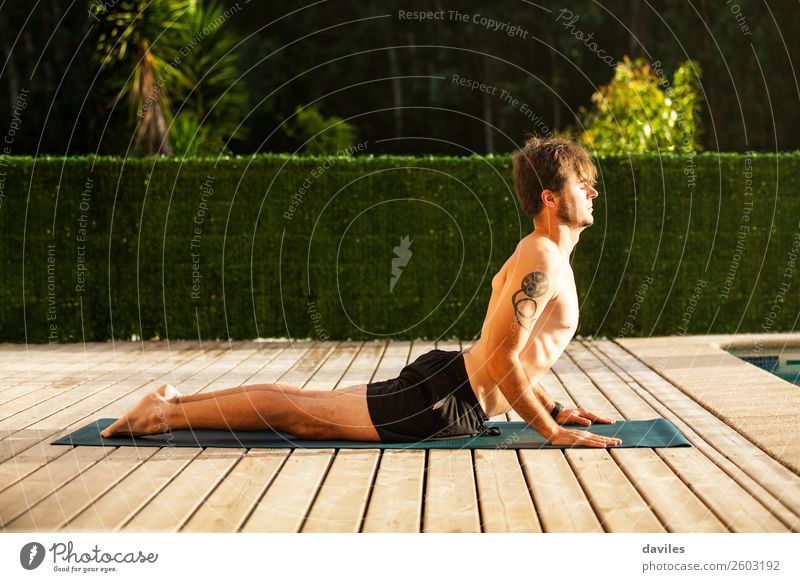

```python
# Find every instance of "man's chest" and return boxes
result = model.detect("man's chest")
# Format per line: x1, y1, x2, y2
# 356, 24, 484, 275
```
544, 286, 579, 332
519, 277, 579, 364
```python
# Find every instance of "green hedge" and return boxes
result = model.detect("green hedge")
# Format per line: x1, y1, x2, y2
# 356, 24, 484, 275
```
1, 153, 798, 343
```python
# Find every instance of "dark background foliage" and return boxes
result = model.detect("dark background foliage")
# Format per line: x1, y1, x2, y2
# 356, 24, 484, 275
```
1, 0, 798, 157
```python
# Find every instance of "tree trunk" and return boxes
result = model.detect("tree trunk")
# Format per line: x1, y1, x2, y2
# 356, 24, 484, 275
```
136, 44, 172, 155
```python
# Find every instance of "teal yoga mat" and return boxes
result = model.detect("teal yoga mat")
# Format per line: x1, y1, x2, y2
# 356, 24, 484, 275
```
52, 418, 690, 449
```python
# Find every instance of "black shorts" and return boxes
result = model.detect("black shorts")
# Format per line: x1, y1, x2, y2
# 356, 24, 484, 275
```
366, 349, 493, 443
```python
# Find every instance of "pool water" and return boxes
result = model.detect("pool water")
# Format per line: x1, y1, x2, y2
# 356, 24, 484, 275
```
732, 350, 800, 386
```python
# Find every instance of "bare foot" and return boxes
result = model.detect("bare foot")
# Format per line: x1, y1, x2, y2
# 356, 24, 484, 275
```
100, 384, 182, 438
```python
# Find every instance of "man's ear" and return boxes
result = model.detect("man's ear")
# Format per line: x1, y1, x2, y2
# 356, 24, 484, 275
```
540, 189, 559, 209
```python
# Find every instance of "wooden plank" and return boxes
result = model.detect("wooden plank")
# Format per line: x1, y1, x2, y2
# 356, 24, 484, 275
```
294, 342, 375, 535
372, 340, 411, 381
0, 342, 224, 460
617, 336, 800, 472
338, 341, 385, 387
423, 449, 480, 532
110, 341, 315, 532
0, 341, 149, 422
9, 351, 264, 532
160, 344, 263, 397
193, 341, 300, 393
0, 344, 209, 512
474, 449, 540, 532
300, 342, 388, 532
64, 448, 202, 531
181, 450, 290, 532
279, 342, 335, 387
0, 446, 111, 528
181, 342, 357, 532
301, 449, 380, 532
240, 449, 333, 532
0, 429, 59, 477
361, 449, 425, 533
57, 342, 298, 532
0, 342, 205, 489
0, 341, 207, 433
520, 449, 603, 532
549, 348, 665, 532
566, 343, 728, 532
305, 341, 359, 391
122, 448, 245, 532
592, 340, 799, 530
0, 341, 142, 406
235, 342, 352, 532
609, 449, 726, 532
0, 341, 127, 373
566, 449, 665, 532
552, 350, 618, 417
658, 447, 787, 532
4, 447, 159, 531
359, 341, 425, 532
181, 342, 371, 534
565, 343, 651, 416
0, 339, 100, 354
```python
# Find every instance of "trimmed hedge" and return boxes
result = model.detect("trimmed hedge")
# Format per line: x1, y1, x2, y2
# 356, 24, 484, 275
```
1, 153, 798, 343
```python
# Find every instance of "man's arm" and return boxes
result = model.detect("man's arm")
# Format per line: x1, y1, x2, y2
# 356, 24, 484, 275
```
531, 380, 616, 426
531, 381, 557, 414
483, 252, 621, 447
483, 256, 559, 438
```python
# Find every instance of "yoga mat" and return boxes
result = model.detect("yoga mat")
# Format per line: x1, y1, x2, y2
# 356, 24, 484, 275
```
52, 418, 691, 450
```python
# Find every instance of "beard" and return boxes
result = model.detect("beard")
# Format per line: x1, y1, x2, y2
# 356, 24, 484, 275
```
557, 195, 593, 228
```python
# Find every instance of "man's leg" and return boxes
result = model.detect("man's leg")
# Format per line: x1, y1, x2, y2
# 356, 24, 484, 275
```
170, 383, 302, 403
99, 383, 380, 441
169, 383, 369, 403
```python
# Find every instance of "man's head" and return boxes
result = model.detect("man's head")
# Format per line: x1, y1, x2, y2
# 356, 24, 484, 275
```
512, 136, 598, 228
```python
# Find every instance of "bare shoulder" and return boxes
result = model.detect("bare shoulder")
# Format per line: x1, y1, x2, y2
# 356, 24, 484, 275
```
509, 236, 569, 296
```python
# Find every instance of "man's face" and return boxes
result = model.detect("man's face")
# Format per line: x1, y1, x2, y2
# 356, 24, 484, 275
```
556, 170, 598, 228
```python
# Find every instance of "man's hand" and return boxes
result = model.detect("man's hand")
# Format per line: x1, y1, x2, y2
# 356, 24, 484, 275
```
548, 426, 622, 448
555, 406, 616, 427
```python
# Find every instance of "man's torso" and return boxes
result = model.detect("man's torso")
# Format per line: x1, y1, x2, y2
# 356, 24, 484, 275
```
462, 238, 579, 417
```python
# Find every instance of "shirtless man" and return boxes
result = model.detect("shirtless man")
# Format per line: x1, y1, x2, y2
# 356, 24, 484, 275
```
101, 137, 622, 448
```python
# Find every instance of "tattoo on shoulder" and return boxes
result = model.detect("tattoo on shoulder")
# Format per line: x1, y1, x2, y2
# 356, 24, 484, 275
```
511, 271, 549, 331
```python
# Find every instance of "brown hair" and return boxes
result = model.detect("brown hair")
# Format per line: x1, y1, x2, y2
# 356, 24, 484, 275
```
512, 136, 597, 219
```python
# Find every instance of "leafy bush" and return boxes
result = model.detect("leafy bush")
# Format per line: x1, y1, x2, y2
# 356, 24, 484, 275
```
283, 105, 357, 155
170, 111, 232, 157
579, 57, 703, 154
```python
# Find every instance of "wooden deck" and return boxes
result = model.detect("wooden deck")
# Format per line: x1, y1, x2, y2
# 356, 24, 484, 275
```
1, 336, 799, 533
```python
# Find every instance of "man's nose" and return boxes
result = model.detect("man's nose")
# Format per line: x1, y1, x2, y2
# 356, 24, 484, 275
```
588, 186, 599, 199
